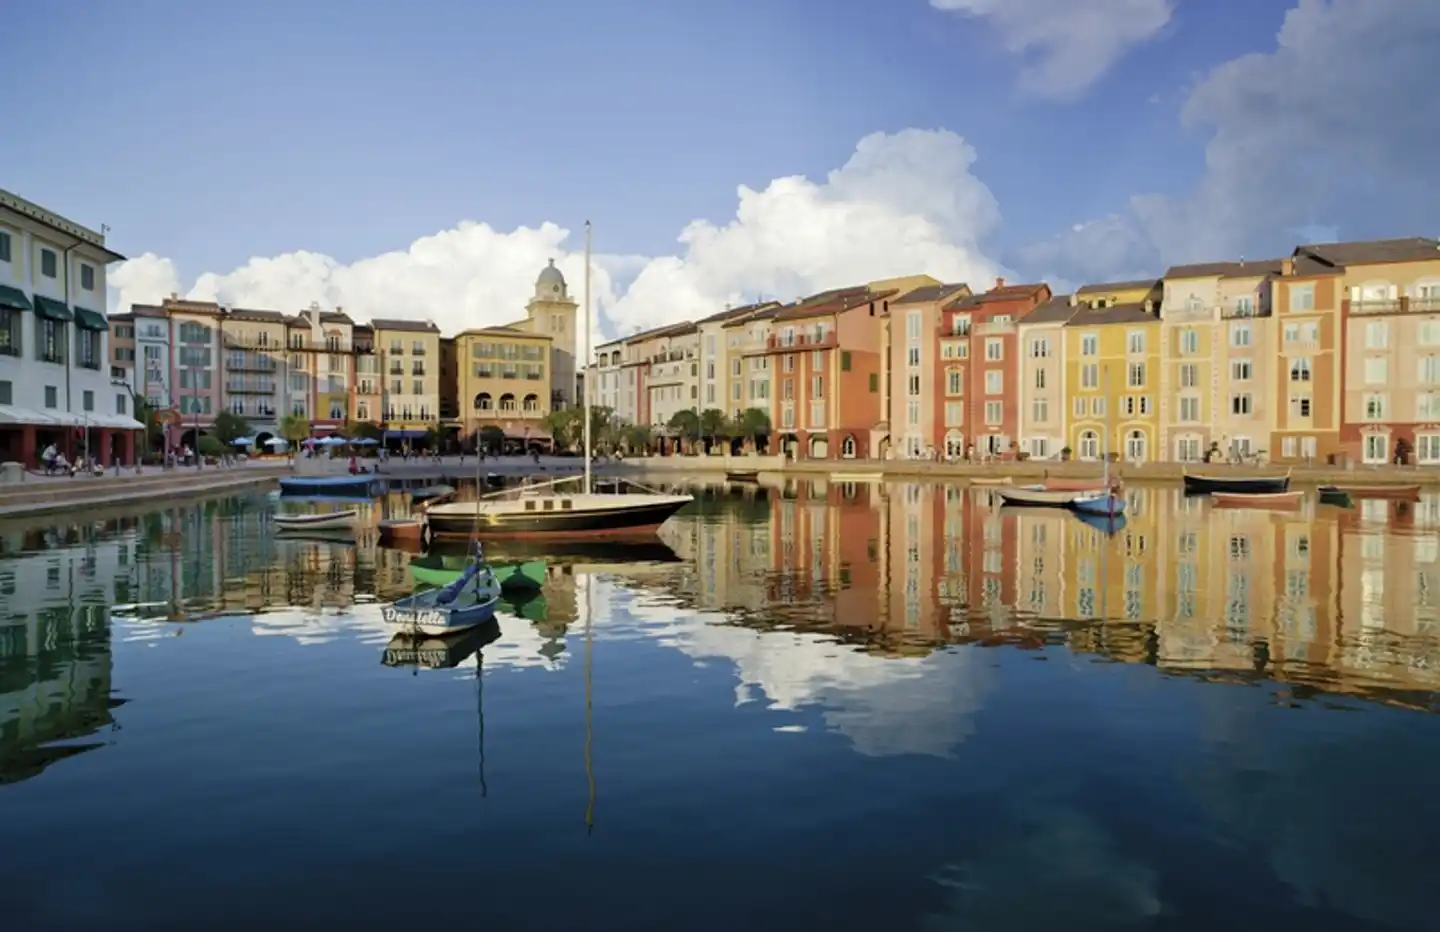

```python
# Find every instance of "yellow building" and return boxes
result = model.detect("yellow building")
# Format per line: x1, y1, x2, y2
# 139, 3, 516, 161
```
372, 318, 442, 436
1062, 279, 1162, 462
455, 325, 552, 450
1160, 260, 1282, 462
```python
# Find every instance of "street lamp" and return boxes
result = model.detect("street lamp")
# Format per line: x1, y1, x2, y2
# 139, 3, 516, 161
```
110, 378, 146, 474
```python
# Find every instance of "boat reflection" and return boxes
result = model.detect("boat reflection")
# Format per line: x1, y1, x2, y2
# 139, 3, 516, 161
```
381, 618, 502, 671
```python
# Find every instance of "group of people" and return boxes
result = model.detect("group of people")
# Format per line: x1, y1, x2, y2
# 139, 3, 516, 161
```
39, 443, 105, 477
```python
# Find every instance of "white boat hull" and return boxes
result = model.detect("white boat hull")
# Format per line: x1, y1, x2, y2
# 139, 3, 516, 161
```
274, 510, 358, 531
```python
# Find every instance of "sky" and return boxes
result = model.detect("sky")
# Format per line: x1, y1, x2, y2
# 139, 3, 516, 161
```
3, 0, 1437, 345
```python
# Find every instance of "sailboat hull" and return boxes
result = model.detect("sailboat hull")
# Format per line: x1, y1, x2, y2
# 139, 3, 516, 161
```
426, 495, 691, 539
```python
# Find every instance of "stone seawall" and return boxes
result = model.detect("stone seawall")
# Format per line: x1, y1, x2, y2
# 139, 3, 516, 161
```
0, 466, 288, 520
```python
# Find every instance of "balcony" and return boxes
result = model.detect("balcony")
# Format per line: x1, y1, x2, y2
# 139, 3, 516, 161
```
975, 321, 1015, 335
228, 357, 277, 372
1345, 296, 1440, 316
1220, 305, 1263, 320
224, 335, 283, 351
226, 381, 277, 394
764, 331, 837, 351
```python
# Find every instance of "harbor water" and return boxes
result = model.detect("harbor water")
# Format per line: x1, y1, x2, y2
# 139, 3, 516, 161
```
1, 480, 1437, 931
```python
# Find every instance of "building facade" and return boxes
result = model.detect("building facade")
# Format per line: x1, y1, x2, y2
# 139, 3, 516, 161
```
372, 318, 441, 441
219, 308, 287, 441
889, 283, 970, 458
455, 326, 553, 450
1016, 293, 1078, 460
1270, 251, 1344, 465
1063, 280, 1163, 462
1326, 239, 1440, 464
0, 188, 139, 465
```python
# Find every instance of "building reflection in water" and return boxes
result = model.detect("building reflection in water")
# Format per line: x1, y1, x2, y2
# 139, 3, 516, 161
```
1, 479, 1436, 788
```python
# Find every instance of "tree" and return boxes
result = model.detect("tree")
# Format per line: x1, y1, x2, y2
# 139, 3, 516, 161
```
736, 407, 771, 444
587, 405, 617, 453
667, 410, 701, 452
352, 420, 384, 442
197, 435, 227, 459
133, 396, 165, 451
619, 424, 652, 455
212, 410, 251, 445
698, 408, 729, 451
478, 425, 506, 453
542, 408, 582, 451
279, 412, 311, 447
422, 424, 445, 451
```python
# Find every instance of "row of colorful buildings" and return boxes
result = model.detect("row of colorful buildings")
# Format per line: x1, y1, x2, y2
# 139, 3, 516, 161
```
589, 238, 1440, 465
0, 183, 585, 463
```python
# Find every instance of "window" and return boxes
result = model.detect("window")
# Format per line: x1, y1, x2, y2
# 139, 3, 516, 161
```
1418, 434, 1440, 464
1127, 362, 1146, 388
906, 400, 920, 426
1093, 397, 1106, 417
1081, 364, 1098, 389
1179, 329, 1198, 355
80, 264, 95, 290
868, 374, 878, 392
1179, 397, 1200, 422
0, 230, 10, 262
1034, 367, 1047, 389
1230, 323, 1251, 346
1421, 356, 1440, 384
82, 390, 94, 412
1125, 430, 1146, 461
1123, 395, 1136, 416
1289, 284, 1315, 311
1363, 434, 1387, 463
1364, 394, 1386, 420
1179, 363, 1198, 388
1418, 394, 1440, 420
812, 375, 823, 398
0, 306, 19, 356
1073, 396, 1086, 417
0, 380, 10, 404
1290, 358, 1312, 382
984, 401, 1002, 425
41, 248, 57, 278
1032, 398, 1048, 423
44, 386, 58, 408
1127, 330, 1145, 353
1078, 430, 1100, 459
1231, 393, 1253, 415
1080, 334, 1098, 356
906, 311, 921, 341
947, 369, 963, 394
116, 394, 127, 414
1231, 360, 1252, 381
1292, 396, 1312, 418
985, 370, 1002, 394
40, 320, 65, 363
76, 329, 101, 370
907, 346, 920, 367
985, 339, 1002, 361
841, 351, 851, 371
1030, 337, 1050, 358
1282, 436, 1297, 458
908, 374, 921, 396
945, 402, 963, 426
1235, 296, 1254, 315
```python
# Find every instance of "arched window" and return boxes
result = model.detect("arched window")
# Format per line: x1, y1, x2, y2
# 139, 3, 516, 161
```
499, 393, 517, 412
474, 393, 492, 411
1079, 430, 1100, 460
841, 434, 857, 458
1125, 429, 1147, 462
522, 393, 539, 413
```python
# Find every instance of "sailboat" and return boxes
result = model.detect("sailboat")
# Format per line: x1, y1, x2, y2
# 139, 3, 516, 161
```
1070, 364, 1125, 518
425, 220, 693, 540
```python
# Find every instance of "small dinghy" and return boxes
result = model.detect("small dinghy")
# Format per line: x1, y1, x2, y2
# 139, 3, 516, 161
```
1070, 494, 1126, 517
273, 510, 358, 531
968, 477, 1013, 487
997, 485, 1095, 508
1210, 490, 1305, 509
382, 544, 501, 635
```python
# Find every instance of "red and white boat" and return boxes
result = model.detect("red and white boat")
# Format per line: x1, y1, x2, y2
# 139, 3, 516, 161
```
1210, 490, 1304, 509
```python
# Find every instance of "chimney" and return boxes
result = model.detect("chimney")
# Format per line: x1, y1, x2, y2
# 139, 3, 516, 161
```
995, 277, 1005, 290
1281, 258, 1295, 276
1144, 298, 1154, 313
1068, 294, 1078, 307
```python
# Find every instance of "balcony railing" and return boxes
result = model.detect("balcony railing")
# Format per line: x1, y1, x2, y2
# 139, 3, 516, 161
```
974, 321, 1015, 335
1346, 296, 1440, 316
1220, 306, 1263, 320
226, 381, 277, 394
224, 336, 284, 351
765, 331, 837, 351
228, 357, 277, 372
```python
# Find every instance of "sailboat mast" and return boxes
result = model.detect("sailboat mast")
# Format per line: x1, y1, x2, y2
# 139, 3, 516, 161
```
582, 220, 593, 496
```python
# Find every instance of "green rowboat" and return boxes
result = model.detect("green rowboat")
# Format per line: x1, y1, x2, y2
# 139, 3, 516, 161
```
409, 553, 546, 592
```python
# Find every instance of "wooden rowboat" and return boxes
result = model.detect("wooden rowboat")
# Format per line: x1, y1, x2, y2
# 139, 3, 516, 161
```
274, 509, 358, 531
969, 477, 1013, 486
997, 485, 1101, 508
1210, 490, 1304, 509
1183, 469, 1291, 495
1317, 484, 1421, 501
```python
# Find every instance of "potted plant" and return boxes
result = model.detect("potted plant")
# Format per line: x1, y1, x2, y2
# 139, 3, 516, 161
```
1060, 446, 1072, 462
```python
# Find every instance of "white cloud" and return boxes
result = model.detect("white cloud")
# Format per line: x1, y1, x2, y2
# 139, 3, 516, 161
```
930, 0, 1173, 100
107, 129, 1005, 351
1025, 0, 1440, 281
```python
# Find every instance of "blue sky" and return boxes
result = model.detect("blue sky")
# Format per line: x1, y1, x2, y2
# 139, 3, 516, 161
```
3, 0, 1434, 337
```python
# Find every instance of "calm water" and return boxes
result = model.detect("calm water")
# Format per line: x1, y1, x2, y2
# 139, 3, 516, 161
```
2, 480, 1438, 931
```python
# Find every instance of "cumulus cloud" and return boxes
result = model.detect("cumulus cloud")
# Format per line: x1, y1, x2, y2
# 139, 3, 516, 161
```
107, 129, 1005, 352
1027, 0, 1440, 281
930, 0, 1174, 100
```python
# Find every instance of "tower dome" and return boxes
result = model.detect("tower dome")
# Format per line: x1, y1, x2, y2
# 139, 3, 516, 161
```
537, 258, 566, 289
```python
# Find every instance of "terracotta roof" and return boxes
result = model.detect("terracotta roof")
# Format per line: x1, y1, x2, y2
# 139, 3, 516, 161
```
697, 301, 778, 324
1074, 278, 1160, 296
458, 325, 551, 339
975, 282, 1049, 302
352, 323, 373, 333
893, 283, 969, 305
774, 288, 894, 321
624, 322, 688, 345
723, 304, 780, 327
1287, 255, 1340, 278
319, 311, 353, 324
225, 308, 288, 323
108, 312, 134, 322
130, 304, 166, 317
371, 318, 441, 333
1298, 237, 1440, 267
1019, 294, 1079, 325
1063, 301, 1158, 327
1166, 259, 1284, 279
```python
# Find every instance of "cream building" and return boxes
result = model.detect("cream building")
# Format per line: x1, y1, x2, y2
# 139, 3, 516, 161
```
1016, 292, 1077, 460
455, 325, 552, 449
499, 260, 580, 410
591, 335, 627, 420
1160, 259, 1280, 462
646, 323, 700, 430
373, 318, 442, 438
724, 307, 778, 423
219, 307, 288, 439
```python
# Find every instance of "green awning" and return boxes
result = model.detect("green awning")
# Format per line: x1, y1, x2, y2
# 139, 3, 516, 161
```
73, 306, 108, 331
0, 285, 31, 311
32, 296, 73, 322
